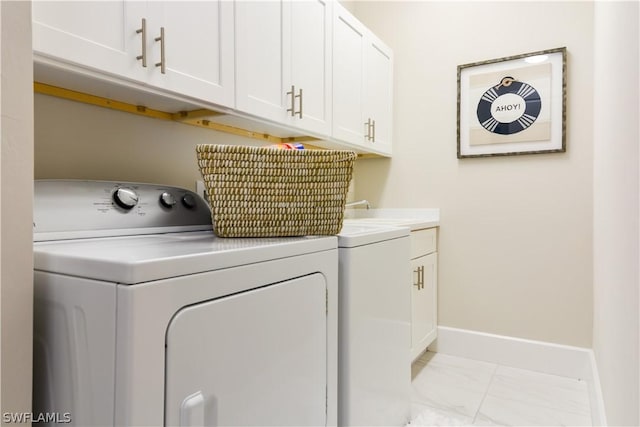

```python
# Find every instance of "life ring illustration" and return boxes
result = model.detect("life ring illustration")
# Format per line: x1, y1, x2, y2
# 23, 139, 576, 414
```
476, 76, 542, 135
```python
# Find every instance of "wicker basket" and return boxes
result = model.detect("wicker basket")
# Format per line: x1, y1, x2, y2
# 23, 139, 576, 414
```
196, 144, 357, 237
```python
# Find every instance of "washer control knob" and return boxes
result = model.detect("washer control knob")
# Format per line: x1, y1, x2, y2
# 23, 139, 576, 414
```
182, 194, 197, 209
113, 187, 139, 210
159, 192, 177, 208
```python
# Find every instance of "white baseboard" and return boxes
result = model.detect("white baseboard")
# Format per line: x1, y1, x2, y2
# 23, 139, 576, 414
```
587, 350, 608, 426
430, 326, 592, 378
430, 326, 607, 425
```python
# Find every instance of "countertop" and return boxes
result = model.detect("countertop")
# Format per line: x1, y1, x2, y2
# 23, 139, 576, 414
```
343, 208, 440, 231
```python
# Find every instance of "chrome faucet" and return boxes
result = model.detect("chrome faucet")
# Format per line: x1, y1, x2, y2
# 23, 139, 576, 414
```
345, 199, 371, 209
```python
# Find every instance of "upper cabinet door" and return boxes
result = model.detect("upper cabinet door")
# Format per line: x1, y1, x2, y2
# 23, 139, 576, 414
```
32, 1, 147, 82
363, 35, 393, 154
332, 3, 393, 156
332, 4, 366, 146
289, 0, 332, 136
235, 0, 331, 135
150, 1, 235, 108
235, 1, 290, 123
33, 1, 234, 108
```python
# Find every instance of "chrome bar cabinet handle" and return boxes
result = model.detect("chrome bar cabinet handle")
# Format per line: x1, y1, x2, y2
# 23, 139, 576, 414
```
155, 27, 166, 74
287, 85, 296, 117
296, 88, 303, 119
287, 86, 303, 118
371, 119, 376, 142
136, 18, 147, 67
413, 266, 422, 289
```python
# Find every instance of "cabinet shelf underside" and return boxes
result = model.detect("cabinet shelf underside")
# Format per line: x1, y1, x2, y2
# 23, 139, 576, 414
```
34, 82, 324, 146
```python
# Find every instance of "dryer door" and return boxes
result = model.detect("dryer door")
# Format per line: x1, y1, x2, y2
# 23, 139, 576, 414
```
165, 273, 328, 426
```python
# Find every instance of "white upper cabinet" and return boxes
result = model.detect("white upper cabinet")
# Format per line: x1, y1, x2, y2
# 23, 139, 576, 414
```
289, 0, 332, 135
363, 35, 393, 154
332, 4, 366, 146
235, 1, 289, 122
149, 1, 235, 107
32, 1, 235, 108
33, 1, 391, 156
332, 3, 393, 155
235, 0, 332, 136
32, 1, 146, 82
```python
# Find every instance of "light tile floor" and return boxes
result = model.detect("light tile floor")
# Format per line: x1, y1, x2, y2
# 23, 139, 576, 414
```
410, 351, 592, 426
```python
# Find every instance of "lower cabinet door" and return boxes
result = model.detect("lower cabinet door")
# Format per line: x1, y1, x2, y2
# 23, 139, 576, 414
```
165, 274, 327, 426
411, 252, 438, 360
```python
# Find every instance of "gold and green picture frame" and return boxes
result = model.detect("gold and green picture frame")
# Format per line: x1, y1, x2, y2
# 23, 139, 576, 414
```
457, 47, 567, 158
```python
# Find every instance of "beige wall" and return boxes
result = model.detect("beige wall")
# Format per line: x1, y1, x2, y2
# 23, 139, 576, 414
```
34, 2, 595, 349
592, 1, 639, 425
1, 1, 34, 424
35, 94, 257, 191
352, 1, 594, 347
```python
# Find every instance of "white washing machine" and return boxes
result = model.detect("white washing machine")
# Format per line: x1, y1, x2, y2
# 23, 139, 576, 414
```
32, 180, 338, 427
336, 224, 412, 426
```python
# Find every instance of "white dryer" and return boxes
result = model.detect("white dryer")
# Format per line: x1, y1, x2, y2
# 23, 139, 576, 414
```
32, 180, 338, 427
337, 224, 412, 426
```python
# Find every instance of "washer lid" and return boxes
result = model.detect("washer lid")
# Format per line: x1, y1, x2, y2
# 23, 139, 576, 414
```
34, 231, 337, 284
337, 223, 409, 248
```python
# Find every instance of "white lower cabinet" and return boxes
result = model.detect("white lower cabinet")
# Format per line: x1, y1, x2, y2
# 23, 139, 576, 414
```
410, 228, 438, 360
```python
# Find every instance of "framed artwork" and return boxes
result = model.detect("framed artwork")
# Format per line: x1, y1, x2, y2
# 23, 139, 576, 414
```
457, 47, 567, 158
